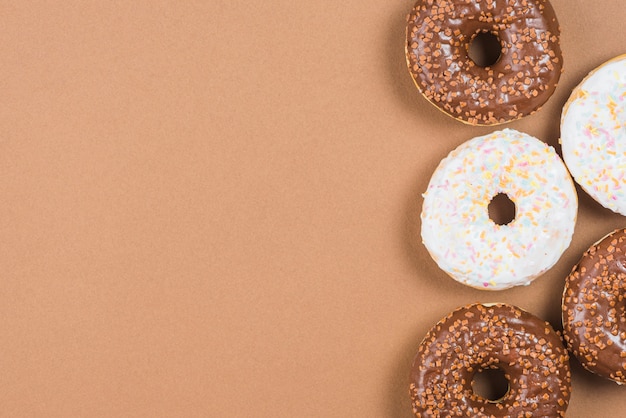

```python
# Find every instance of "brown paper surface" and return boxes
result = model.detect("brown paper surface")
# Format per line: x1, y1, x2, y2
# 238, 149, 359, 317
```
1, 1, 625, 416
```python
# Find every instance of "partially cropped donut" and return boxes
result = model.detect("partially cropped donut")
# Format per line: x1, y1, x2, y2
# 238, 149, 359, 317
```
421, 129, 577, 290
560, 54, 626, 215
406, 0, 563, 125
562, 228, 626, 384
410, 303, 571, 417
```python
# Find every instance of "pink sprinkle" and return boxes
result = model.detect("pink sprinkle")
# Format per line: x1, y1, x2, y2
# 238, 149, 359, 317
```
483, 282, 489, 287
599, 128, 611, 138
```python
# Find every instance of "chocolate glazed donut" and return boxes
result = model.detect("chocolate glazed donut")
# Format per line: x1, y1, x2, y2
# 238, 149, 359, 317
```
563, 229, 626, 384
410, 303, 571, 417
406, 0, 563, 125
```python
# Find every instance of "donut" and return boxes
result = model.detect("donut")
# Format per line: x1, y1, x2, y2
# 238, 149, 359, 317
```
406, 0, 563, 125
560, 54, 626, 215
410, 303, 571, 417
421, 129, 577, 290
562, 228, 626, 384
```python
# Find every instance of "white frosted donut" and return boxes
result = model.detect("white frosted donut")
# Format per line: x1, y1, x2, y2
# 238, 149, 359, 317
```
560, 54, 626, 215
421, 129, 578, 290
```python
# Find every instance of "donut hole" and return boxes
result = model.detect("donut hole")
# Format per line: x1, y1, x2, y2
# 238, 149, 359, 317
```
468, 31, 502, 67
488, 193, 516, 226
472, 367, 510, 403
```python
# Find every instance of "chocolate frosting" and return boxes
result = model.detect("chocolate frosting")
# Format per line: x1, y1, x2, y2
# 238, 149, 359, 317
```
562, 228, 626, 384
406, 0, 563, 125
410, 303, 571, 417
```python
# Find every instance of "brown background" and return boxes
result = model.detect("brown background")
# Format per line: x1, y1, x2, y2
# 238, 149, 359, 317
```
1, 1, 625, 416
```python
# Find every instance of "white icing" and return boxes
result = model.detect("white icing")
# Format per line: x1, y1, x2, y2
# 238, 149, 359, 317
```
561, 55, 626, 215
421, 129, 578, 290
